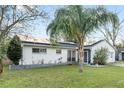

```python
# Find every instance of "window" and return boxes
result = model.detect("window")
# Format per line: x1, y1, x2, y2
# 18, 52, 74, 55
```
40, 48, 47, 53
32, 48, 47, 53
56, 49, 61, 54
72, 50, 76, 57
32, 48, 39, 53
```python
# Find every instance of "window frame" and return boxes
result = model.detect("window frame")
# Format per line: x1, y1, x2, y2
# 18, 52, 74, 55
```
56, 49, 62, 54
40, 48, 47, 53
32, 48, 40, 53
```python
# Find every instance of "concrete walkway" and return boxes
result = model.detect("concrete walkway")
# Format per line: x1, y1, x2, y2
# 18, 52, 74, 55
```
86, 64, 105, 67
112, 64, 124, 67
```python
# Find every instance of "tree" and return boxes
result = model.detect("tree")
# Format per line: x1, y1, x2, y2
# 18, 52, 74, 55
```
0, 37, 10, 58
0, 37, 10, 74
0, 5, 46, 73
7, 35, 22, 65
99, 13, 122, 48
0, 5, 46, 44
0, 59, 3, 74
47, 5, 115, 72
99, 13, 124, 61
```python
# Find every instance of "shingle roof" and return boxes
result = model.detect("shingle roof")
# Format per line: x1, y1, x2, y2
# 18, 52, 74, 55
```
84, 39, 105, 47
18, 35, 77, 48
18, 35, 50, 44
118, 48, 124, 52
18, 35, 105, 48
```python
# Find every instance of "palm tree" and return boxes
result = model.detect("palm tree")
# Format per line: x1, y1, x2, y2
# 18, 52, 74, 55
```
47, 5, 117, 72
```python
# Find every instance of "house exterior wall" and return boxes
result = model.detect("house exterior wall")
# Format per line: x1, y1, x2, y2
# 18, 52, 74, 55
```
21, 46, 32, 65
20, 40, 115, 65
20, 45, 78, 65
119, 52, 122, 60
90, 41, 115, 63
119, 51, 124, 60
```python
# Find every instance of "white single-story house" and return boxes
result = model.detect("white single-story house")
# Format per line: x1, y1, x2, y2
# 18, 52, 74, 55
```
83, 40, 115, 64
18, 35, 115, 65
19, 35, 78, 65
118, 48, 124, 61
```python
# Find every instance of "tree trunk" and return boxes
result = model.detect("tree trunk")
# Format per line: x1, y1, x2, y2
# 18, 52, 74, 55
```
112, 39, 116, 48
0, 59, 3, 74
112, 39, 118, 61
79, 40, 84, 72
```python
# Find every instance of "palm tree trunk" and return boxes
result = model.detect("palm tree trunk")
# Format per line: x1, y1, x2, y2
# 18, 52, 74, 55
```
79, 39, 84, 72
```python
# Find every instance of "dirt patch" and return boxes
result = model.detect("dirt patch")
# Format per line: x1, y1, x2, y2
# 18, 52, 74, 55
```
2, 58, 13, 65
113, 64, 124, 67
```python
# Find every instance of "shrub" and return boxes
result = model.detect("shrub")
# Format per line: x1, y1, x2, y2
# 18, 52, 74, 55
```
93, 48, 108, 65
0, 38, 10, 74
7, 35, 22, 65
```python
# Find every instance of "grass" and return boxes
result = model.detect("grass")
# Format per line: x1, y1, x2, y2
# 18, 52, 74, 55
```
1, 64, 124, 88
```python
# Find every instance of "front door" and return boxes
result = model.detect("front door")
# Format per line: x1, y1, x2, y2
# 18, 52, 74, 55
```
84, 51, 88, 63
122, 53, 124, 60
72, 50, 76, 62
67, 50, 71, 62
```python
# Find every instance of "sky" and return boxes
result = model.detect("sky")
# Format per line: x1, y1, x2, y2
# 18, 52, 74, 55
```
28, 5, 124, 42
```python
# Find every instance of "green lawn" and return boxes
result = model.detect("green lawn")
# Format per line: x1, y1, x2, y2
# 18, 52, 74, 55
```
1, 65, 124, 88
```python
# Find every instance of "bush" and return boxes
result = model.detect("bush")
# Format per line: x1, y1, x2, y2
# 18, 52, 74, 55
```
7, 35, 22, 65
0, 38, 10, 74
93, 48, 108, 65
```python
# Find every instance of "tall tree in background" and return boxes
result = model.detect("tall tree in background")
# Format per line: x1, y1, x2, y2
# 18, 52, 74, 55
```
0, 5, 46, 44
99, 13, 123, 60
47, 5, 114, 72
99, 13, 122, 48
7, 35, 22, 65
116, 40, 124, 48
0, 5, 47, 74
